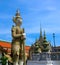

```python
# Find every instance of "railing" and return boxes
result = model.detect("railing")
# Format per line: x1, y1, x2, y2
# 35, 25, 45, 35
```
31, 52, 60, 61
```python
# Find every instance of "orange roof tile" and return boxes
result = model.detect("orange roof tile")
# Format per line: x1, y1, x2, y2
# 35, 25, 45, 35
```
0, 41, 30, 56
0, 41, 11, 48
0, 41, 30, 51
25, 46, 30, 50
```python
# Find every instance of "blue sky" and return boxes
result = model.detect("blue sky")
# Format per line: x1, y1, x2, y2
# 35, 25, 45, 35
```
0, 0, 60, 46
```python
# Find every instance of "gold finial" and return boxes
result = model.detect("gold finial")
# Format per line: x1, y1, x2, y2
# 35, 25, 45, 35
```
15, 9, 20, 17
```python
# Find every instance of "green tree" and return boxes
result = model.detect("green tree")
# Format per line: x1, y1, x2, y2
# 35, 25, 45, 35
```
1, 55, 8, 65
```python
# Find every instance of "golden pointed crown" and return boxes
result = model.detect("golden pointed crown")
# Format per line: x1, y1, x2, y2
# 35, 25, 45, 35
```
13, 10, 22, 24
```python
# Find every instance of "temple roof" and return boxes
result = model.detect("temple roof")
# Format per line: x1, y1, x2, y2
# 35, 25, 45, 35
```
0, 40, 30, 53
0, 41, 11, 48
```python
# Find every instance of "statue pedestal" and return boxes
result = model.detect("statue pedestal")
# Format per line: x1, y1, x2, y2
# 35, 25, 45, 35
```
13, 62, 18, 65
19, 60, 23, 65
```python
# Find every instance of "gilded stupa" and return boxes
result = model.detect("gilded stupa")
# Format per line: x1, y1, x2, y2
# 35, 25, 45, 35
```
41, 31, 51, 52
29, 27, 51, 59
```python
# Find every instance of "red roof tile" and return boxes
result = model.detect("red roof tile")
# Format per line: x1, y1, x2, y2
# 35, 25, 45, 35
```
25, 46, 30, 50
0, 41, 11, 48
0, 41, 30, 51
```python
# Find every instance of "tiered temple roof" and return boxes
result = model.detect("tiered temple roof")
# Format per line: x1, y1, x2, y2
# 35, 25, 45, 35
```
30, 27, 51, 54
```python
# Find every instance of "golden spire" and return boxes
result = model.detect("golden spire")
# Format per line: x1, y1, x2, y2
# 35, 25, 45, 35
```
39, 23, 42, 40
40, 23, 42, 38
44, 30, 46, 41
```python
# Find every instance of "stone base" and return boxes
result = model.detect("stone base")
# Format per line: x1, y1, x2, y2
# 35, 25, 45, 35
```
13, 62, 18, 65
27, 60, 60, 65
19, 60, 23, 65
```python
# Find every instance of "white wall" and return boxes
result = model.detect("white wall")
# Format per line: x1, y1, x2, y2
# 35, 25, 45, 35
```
27, 60, 60, 65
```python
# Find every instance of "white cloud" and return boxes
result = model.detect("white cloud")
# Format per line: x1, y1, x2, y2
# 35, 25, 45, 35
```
43, 27, 60, 33
25, 24, 60, 34
45, 6, 56, 11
